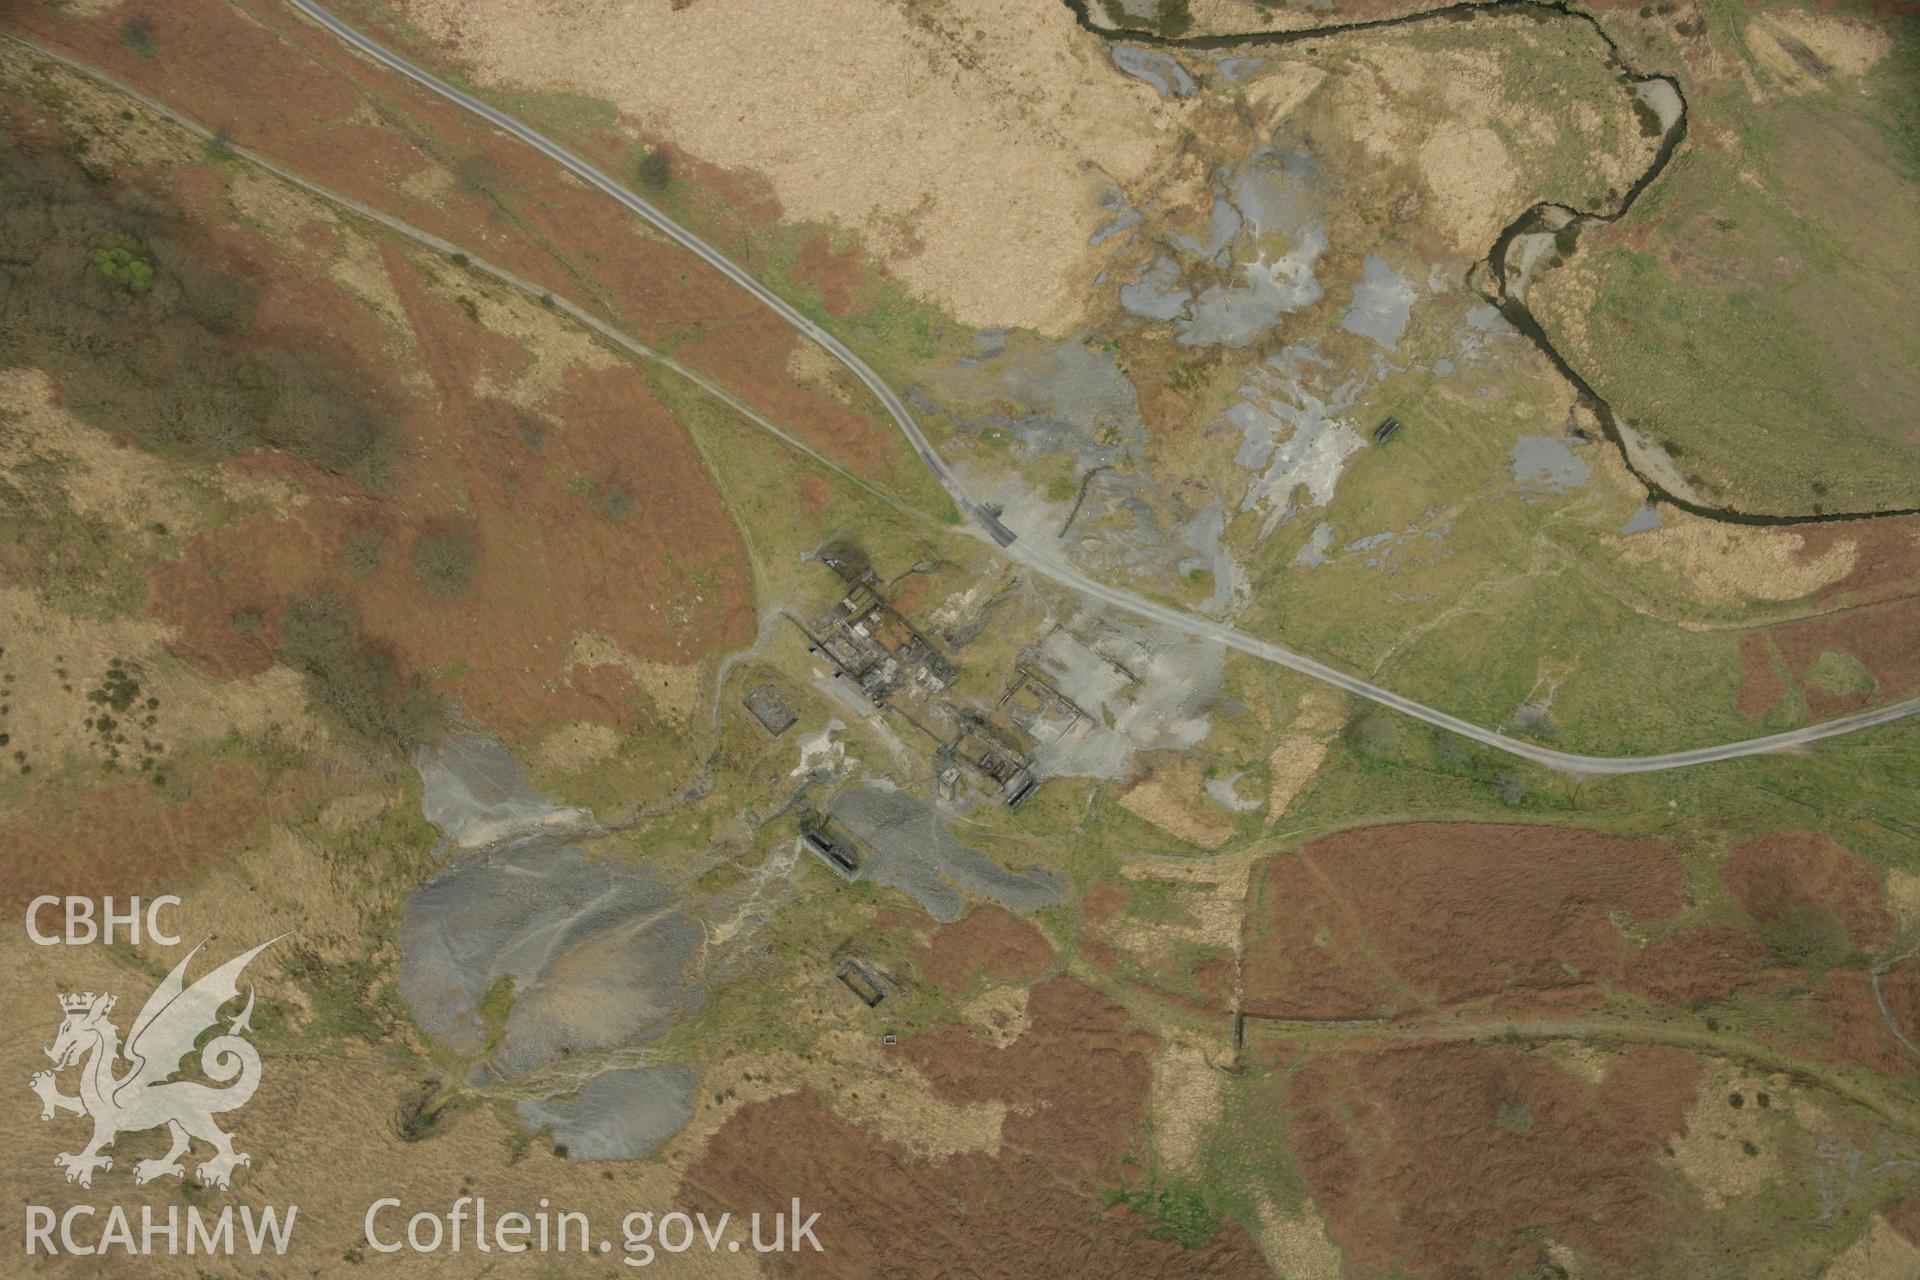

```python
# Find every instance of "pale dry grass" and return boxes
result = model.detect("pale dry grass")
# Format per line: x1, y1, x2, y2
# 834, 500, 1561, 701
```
533, 720, 624, 775
1240, 62, 1327, 123
226, 169, 418, 344
1265, 737, 1329, 820
1661, 1063, 1796, 1210
1418, 126, 1520, 252
1114, 852, 1252, 978
317, 789, 397, 835
1122, 850, 1253, 891
397, 158, 458, 202
1290, 690, 1347, 736
1266, 691, 1342, 821
456, 261, 620, 408
404, 0, 1180, 333
0, 584, 317, 772
1751, 13, 1891, 97
1115, 882, 1243, 955
1820, 1216, 1920, 1280
1609, 520, 1856, 606
1256, 1196, 1345, 1280
1121, 775, 1234, 850
783, 338, 854, 405
1147, 1037, 1224, 1176
0, 367, 206, 540
1537, 1040, 1616, 1084
1886, 869, 1920, 931
0, 42, 187, 168
564, 630, 702, 728
169, 818, 415, 975
959, 984, 1031, 1049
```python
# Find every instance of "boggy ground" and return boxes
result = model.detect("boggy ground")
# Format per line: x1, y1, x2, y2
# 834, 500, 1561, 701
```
1277, 1039, 1702, 1279
1226, 819, 1920, 1278
688, 977, 1272, 1279
1241, 822, 1688, 1018
1240, 821, 1919, 1075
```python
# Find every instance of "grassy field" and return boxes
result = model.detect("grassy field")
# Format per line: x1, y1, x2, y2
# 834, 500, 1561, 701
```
1530, 13, 1920, 514
1210, 291, 1784, 756
1289, 696, 1920, 868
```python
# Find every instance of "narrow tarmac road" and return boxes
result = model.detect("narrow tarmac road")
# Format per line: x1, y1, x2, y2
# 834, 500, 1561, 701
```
282, 0, 1920, 774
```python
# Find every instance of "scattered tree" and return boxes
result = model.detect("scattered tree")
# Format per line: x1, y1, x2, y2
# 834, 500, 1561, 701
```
635, 148, 671, 195
91, 233, 154, 294
276, 591, 436, 747
0, 136, 397, 488
340, 527, 388, 578
411, 523, 479, 599
120, 17, 157, 58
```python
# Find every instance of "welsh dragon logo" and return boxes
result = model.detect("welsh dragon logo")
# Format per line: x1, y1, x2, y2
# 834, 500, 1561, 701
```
29, 937, 282, 1190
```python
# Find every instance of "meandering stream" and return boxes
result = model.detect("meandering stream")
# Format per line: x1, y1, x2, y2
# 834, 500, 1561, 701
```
1065, 0, 1920, 527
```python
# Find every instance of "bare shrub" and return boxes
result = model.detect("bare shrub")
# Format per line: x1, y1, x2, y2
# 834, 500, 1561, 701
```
340, 527, 387, 578
0, 135, 396, 490
276, 590, 435, 747
410, 524, 478, 599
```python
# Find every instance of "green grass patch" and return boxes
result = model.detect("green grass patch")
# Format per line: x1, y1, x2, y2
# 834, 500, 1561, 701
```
1803, 649, 1875, 698
476, 975, 516, 1053
1758, 903, 1867, 981
1105, 1180, 1224, 1250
